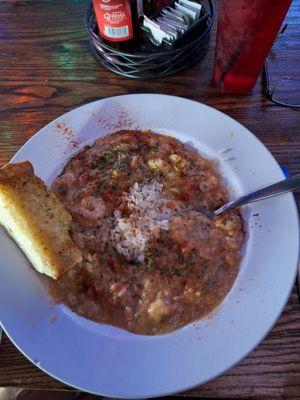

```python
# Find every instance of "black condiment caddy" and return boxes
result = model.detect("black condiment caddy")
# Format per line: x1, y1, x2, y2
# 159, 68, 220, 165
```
85, 0, 215, 79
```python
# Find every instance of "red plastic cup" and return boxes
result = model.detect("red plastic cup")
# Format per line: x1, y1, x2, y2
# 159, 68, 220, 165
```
213, 0, 292, 93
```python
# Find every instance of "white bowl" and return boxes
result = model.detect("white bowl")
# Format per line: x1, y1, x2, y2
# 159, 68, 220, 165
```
0, 94, 298, 398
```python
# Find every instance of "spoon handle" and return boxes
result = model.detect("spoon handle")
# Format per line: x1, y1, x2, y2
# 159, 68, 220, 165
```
215, 174, 300, 216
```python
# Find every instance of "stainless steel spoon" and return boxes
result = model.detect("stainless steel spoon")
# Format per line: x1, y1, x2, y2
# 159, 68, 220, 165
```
171, 174, 300, 220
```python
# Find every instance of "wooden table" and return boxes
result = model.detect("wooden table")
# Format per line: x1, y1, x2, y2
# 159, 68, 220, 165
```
1, 0, 300, 398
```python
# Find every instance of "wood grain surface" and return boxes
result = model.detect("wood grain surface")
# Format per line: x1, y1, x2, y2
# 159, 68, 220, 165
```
0, 0, 300, 398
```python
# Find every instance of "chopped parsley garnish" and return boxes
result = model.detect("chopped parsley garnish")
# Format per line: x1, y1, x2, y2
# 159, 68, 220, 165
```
151, 144, 159, 151
171, 269, 182, 276
118, 160, 129, 172
145, 258, 153, 269
97, 158, 106, 169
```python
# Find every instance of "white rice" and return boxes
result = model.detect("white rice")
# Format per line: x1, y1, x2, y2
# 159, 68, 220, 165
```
111, 180, 170, 262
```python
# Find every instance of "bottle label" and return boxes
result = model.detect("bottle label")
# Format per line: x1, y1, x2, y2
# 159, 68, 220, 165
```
93, 0, 134, 42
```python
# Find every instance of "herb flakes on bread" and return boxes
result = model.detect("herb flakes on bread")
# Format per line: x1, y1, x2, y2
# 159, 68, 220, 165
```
0, 161, 82, 279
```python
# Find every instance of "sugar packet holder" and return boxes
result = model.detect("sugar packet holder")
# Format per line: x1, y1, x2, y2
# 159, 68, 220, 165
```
141, 0, 208, 51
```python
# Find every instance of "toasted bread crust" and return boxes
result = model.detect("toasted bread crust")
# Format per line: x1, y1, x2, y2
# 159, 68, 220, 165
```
0, 161, 82, 279
0, 160, 34, 182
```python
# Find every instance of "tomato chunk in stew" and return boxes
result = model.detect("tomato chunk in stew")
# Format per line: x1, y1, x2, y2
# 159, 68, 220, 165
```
51, 130, 244, 334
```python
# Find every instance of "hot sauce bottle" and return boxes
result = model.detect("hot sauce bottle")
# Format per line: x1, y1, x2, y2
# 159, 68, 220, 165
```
93, 0, 140, 51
